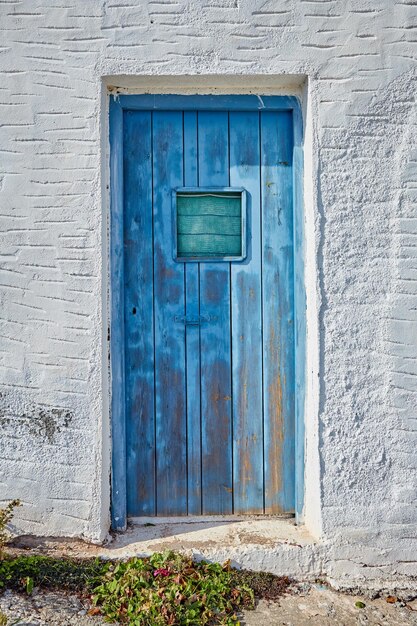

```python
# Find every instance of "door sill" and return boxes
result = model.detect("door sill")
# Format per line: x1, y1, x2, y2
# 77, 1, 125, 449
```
104, 515, 316, 569
129, 514, 295, 526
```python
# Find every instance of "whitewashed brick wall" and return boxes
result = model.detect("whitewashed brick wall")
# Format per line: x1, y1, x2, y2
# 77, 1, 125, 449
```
0, 0, 416, 584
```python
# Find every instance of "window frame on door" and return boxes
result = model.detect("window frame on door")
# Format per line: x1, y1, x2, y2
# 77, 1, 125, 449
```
172, 186, 248, 263
109, 93, 306, 531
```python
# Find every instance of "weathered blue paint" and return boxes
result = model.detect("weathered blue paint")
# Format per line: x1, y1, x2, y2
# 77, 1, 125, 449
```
109, 97, 126, 530
152, 111, 188, 515
229, 111, 264, 513
198, 111, 233, 514
261, 111, 295, 513
123, 110, 155, 516
110, 94, 305, 524
116, 94, 300, 112
183, 111, 201, 514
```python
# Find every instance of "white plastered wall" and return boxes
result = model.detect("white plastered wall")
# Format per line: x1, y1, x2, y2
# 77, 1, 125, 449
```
1, 0, 416, 587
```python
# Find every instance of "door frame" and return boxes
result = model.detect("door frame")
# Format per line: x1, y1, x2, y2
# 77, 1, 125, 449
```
109, 94, 306, 531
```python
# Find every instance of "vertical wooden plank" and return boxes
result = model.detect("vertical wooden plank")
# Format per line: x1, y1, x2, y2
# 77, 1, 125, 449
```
229, 111, 264, 513
183, 111, 202, 514
123, 111, 155, 516
110, 97, 126, 530
261, 110, 295, 514
153, 110, 187, 515
198, 111, 233, 514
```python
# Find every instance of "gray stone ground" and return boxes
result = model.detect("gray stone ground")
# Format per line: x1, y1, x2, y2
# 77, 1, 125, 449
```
1, 584, 417, 626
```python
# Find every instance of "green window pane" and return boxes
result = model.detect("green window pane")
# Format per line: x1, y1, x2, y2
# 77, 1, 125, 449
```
176, 192, 244, 259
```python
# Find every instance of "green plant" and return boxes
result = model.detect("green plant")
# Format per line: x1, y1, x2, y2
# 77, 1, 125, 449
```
91, 551, 254, 625
0, 555, 107, 592
0, 500, 21, 555
0, 552, 292, 625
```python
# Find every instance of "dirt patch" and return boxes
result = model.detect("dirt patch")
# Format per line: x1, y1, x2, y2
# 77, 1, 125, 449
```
6, 536, 101, 558
231, 569, 293, 602
236, 531, 277, 547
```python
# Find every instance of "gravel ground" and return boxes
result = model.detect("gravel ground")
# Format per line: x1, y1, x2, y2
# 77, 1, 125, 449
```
1, 584, 417, 625
244, 585, 417, 626
0, 589, 104, 625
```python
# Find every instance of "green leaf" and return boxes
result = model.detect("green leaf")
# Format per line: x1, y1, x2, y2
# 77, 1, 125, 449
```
25, 576, 34, 595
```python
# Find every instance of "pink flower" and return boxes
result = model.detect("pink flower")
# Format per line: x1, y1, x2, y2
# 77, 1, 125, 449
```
153, 568, 170, 577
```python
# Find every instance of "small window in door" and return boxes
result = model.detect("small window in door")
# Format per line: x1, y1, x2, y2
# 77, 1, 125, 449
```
173, 187, 247, 262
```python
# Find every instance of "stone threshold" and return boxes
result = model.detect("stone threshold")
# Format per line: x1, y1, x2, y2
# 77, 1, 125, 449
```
100, 516, 322, 579
8, 516, 322, 579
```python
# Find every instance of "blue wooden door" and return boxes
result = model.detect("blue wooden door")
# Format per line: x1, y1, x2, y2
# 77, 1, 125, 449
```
123, 104, 294, 516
